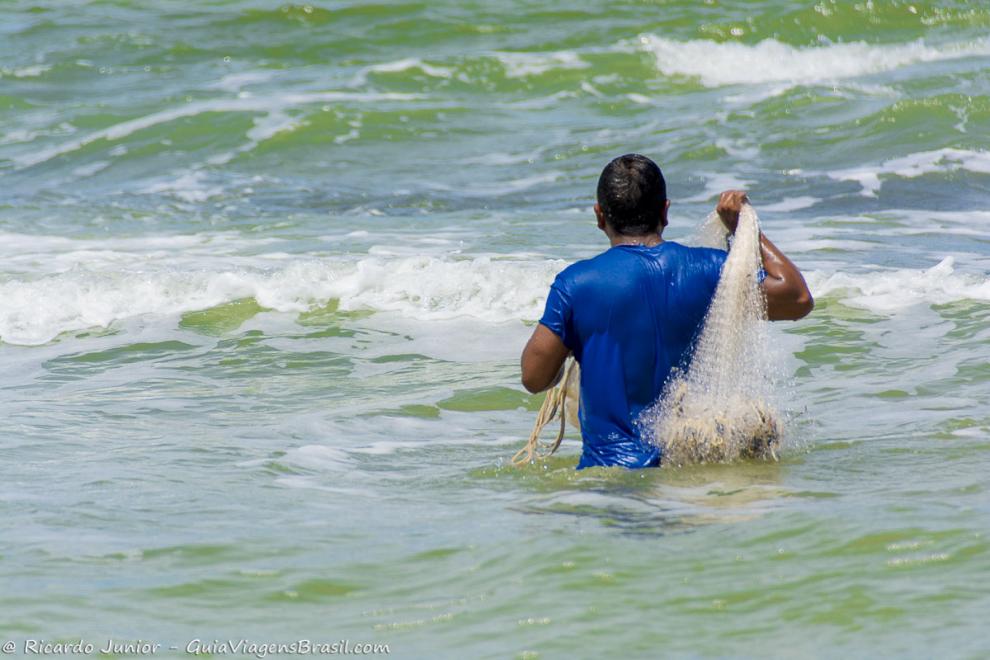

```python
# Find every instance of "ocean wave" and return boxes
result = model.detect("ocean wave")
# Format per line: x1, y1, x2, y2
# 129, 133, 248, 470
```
807, 257, 990, 313
4, 246, 989, 346
635, 35, 990, 87
0, 256, 565, 346
0, 231, 279, 274
826, 148, 990, 196
351, 58, 454, 86
494, 50, 589, 78
0, 64, 51, 79
758, 197, 821, 213
14, 91, 421, 169
141, 171, 226, 203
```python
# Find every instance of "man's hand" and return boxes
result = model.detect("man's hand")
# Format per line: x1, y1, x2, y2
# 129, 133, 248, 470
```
716, 188, 813, 320
716, 190, 749, 234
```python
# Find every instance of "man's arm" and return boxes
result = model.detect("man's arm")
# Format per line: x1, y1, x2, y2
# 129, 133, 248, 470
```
756, 233, 814, 321
717, 190, 814, 321
520, 324, 570, 393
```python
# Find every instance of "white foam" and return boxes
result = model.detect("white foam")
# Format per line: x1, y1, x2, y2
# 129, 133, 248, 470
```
8, 224, 989, 346
714, 138, 760, 160
807, 257, 990, 313
460, 149, 543, 166
352, 313, 534, 363
635, 35, 990, 87
142, 171, 225, 203
71, 160, 111, 178
828, 148, 990, 196
791, 239, 882, 255
283, 445, 355, 471
330, 255, 562, 320
200, 110, 306, 166
759, 196, 820, 213
211, 70, 277, 93
505, 90, 579, 110
352, 57, 453, 87
681, 173, 754, 203
0, 127, 39, 147
0, 64, 51, 78
580, 81, 604, 97
495, 50, 589, 78
890, 209, 990, 240
245, 110, 301, 143
0, 254, 565, 346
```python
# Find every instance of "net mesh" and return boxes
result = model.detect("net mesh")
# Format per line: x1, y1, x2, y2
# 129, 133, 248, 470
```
637, 204, 780, 465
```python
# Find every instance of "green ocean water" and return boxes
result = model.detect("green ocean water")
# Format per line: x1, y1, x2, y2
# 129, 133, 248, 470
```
2, 1, 990, 658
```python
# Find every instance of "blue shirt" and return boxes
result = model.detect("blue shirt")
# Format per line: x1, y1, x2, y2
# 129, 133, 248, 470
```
539, 241, 728, 469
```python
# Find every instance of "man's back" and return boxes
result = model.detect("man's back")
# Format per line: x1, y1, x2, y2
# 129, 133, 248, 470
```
540, 241, 726, 468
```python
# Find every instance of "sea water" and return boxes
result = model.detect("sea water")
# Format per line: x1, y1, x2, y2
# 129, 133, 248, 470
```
2, 2, 990, 658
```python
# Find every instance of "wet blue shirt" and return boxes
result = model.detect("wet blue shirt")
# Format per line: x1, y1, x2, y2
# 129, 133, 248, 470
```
539, 241, 728, 469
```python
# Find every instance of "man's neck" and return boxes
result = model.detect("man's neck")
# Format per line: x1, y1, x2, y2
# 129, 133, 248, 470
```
609, 232, 663, 248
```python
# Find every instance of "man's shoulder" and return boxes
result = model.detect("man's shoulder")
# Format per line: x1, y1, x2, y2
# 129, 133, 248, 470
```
552, 248, 635, 291
663, 241, 728, 261
658, 242, 728, 275
553, 249, 608, 278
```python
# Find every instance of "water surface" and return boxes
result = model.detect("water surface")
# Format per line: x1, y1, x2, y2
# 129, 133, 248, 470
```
2, 1, 989, 657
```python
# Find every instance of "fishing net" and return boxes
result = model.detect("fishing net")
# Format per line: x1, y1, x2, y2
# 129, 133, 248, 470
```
638, 203, 779, 465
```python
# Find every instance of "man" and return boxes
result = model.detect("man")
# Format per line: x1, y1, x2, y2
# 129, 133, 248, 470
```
520, 154, 813, 469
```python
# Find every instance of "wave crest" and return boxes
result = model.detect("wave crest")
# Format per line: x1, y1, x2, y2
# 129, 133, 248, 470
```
0, 256, 565, 346
636, 35, 990, 87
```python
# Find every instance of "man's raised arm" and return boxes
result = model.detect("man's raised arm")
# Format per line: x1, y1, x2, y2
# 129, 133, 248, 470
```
717, 190, 814, 321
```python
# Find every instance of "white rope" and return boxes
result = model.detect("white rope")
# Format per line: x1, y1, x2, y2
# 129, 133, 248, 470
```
512, 358, 578, 466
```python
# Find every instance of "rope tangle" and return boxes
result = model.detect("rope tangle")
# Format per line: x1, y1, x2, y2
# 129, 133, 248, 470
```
512, 358, 578, 466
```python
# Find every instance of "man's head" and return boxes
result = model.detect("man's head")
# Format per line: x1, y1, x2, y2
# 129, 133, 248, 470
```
595, 154, 669, 237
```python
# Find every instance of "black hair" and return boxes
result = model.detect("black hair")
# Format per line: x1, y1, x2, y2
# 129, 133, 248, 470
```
596, 154, 667, 235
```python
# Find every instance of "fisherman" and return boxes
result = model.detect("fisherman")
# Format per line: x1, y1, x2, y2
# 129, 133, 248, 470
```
520, 154, 813, 468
